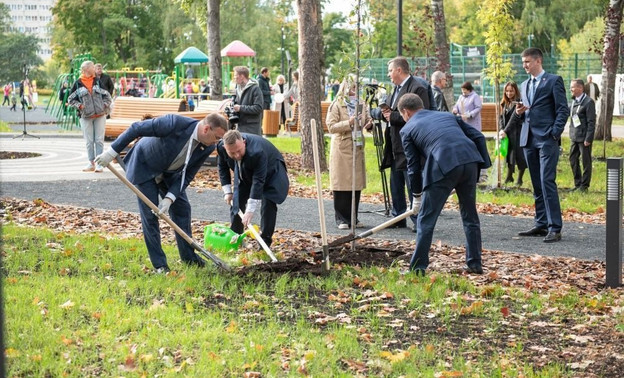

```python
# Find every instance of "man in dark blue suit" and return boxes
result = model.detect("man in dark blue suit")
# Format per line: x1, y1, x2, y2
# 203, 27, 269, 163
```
95, 113, 229, 272
217, 130, 289, 247
370, 56, 436, 231
500, 48, 569, 243
398, 93, 491, 275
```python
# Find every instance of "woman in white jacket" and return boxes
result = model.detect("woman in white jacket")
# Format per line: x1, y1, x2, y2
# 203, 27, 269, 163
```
272, 75, 290, 129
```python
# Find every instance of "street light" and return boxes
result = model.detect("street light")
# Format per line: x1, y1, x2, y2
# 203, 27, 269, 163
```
281, 27, 285, 76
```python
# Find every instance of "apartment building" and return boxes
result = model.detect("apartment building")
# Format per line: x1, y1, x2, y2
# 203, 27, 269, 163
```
4, 0, 55, 61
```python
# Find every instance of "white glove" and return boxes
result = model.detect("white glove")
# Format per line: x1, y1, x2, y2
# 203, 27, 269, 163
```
241, 211, 254, 227
224, 193, 233, 206
157, 197, 173, 216
95, 147, 118, 167
410, 194, 422, 215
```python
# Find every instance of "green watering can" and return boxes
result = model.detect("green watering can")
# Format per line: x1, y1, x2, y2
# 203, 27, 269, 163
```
204, 223, 257, 253
496, 137, 509, 158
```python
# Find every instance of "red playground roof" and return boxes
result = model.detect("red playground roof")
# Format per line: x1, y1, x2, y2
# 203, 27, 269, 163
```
221, 40, 256, 57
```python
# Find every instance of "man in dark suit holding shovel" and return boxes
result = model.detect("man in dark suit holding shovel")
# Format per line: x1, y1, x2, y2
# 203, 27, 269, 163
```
95, 113, 229, 273
398, 93, 491, 276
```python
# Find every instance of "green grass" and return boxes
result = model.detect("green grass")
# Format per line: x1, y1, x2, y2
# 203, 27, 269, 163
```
269, 135, 624, 214
7, 223, 618, 376
0, 120, 11, 132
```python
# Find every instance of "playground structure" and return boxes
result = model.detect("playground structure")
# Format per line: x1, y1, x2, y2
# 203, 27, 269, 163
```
221, 40, 256, 94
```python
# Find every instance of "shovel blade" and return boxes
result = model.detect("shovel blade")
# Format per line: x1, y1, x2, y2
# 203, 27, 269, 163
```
327, 233, 358, 248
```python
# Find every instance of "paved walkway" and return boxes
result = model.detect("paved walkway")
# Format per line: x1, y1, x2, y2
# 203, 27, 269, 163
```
0, 132, 611, 262
1, 106, 621, 262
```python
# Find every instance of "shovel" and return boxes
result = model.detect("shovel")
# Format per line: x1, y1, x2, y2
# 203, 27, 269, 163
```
237, 210, 278, 262
106, 164, 231, 272
327, 209, 414, 247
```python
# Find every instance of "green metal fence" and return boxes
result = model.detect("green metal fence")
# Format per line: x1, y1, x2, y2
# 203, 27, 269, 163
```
360, 53, 606, 103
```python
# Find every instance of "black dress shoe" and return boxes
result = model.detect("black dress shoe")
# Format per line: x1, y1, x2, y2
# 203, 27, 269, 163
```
389, 220, 407, 229
543, 232, 562, 243
518, 227, 548, 237
463, 265, 483, 274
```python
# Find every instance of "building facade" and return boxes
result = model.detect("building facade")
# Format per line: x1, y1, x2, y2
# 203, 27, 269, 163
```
5, 0, 55, 61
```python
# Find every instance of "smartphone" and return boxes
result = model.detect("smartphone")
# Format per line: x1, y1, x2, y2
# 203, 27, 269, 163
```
513, 100, 523, 106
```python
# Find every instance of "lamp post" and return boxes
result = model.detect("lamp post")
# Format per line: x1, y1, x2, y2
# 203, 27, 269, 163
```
281, 26, 285, 76
397, 0, 403, 56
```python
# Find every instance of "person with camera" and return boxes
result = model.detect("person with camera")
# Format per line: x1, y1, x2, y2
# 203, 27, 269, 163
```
369, 56, 436, 232
230, 66, 264, 135
217, 130, 289, 248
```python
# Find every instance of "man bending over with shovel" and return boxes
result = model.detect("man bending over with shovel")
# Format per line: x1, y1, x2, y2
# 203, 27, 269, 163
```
95, 113, 229, 273
398, 94, 491, 276
217, 130, 289, 248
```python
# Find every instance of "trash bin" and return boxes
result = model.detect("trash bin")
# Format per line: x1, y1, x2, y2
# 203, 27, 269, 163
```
262, 110, 279, 136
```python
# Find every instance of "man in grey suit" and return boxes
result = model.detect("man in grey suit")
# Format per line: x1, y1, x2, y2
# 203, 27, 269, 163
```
398, 93, 491, 276
500, 48, 569, 243
95, 113, 229, 272
568, 78, 596, 191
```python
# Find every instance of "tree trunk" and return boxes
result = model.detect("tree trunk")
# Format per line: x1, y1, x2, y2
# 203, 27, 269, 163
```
207, 0, 223, 100
297, 0, 326, 171
597, 0, 623, 142
431, 0, 454, 108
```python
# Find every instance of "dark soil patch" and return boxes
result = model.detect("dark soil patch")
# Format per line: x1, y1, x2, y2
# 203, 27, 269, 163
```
237, 245, 406, 276
0, 151, 41, 159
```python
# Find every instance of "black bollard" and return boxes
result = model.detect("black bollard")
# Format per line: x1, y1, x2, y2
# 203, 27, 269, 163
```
606, 158, 623, 288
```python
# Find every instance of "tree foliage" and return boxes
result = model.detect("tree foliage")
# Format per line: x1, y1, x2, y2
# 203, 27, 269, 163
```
0, 3, 43, 83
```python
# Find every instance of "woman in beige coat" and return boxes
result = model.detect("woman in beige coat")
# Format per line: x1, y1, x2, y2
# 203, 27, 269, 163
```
326, 77, 372, 229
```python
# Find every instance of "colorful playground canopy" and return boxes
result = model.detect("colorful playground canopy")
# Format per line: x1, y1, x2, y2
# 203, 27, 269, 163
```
221, 40, 256, 57
174, 47, 209, 64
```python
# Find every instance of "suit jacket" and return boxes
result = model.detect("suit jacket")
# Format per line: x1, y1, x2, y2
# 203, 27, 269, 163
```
510, 73, 569, 148
217, 133, 289, 204
568, 94, 596, 143
383, 75, 436, 170
111, 114, 215, 199
400, 110, 491, 193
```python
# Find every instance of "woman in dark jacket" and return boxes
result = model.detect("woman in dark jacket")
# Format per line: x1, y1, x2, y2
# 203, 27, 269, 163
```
499, 81, 526, 186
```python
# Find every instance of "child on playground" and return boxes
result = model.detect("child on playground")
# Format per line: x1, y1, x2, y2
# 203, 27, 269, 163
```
10, 91, 17, 111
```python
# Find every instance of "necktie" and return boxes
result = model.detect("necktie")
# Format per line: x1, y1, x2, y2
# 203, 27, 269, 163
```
528, 78, 537, 104
179, 137, 199, 191
391, 85, 402, 108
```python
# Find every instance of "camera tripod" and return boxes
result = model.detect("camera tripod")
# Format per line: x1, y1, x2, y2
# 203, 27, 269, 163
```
13, 65, 39, 140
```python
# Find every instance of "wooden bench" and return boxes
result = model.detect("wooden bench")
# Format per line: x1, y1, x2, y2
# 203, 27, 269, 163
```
286, 101, 330, 133
105, 97, 224, 140
481, 103, 498, 132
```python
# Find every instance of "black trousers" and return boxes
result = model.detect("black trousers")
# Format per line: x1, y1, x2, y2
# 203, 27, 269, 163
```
333, 190, 361, 225
569, 141, 592, 189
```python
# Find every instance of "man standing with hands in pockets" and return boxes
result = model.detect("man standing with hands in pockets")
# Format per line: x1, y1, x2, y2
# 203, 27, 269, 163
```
500, 48, 569, 243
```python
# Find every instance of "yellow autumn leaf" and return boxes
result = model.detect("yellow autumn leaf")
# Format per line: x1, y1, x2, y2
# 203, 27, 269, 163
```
5, 348, 20, 358
140, 354, 154, 362
425, 344, 435, 353
185, 301, 194, 313
380, 350, 409, 363
303, 350, 317, 361
226, 321, 237, 333
435, 370, 463, 377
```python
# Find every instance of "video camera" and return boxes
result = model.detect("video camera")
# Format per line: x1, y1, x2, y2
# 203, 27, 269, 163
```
223, 100, 240, 129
